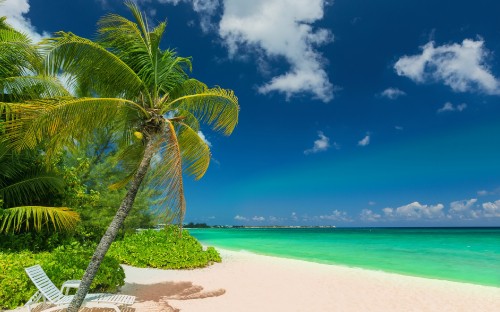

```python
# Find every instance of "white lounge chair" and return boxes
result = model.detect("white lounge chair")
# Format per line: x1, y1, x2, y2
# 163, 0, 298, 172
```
25, 264, 135, 312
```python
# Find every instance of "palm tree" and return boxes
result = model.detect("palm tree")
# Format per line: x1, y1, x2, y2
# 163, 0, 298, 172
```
2, 2, 238, 310
0, 17, 79, 233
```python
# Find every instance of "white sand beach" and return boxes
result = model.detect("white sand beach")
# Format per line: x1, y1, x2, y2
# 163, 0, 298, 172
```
119, 248, 500, 312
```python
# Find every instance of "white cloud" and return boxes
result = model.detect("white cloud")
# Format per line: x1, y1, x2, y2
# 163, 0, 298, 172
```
234, 215, 248, 221
150, 0, 335, 101
268, 216, 279, 222
318, 210, 352, 222
290, 212, 298, 221
360, 209, 381, 222
448, 198, 480, 219
380, 87, 406, 100
358, 134, 370, 146
197, 131, 212, 147
395, 39, 500, 95
383, 202, 445, 220
437, 102, 467, 113
252, 216, 265, 221
368, 201, 376, 206
304, 131, 331, 155
476, 187, 500, 196
395, 126, 404, 130
482, 200, 500, 217
0, 0, 49, 42
219, 0, 334, 102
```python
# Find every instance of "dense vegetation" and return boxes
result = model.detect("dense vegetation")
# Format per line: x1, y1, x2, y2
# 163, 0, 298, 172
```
109, 227, 221, 269
0, 243, 124, 310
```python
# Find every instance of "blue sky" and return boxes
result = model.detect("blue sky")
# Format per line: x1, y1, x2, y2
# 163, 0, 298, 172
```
3, 0, 500, 226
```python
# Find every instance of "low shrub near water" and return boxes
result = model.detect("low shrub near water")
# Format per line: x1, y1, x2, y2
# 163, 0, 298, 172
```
0, 242, 125, 310
109, 226, 222, 269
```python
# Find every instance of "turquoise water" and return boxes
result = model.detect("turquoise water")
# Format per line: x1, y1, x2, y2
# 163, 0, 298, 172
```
189, 228, 500, 287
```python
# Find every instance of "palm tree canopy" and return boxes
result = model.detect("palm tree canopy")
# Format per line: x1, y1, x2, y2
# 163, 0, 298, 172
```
3, 1, 239, 223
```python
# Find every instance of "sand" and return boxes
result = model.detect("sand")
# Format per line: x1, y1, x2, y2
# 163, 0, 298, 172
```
12, 248, 500, 312
119, 248, 500, 312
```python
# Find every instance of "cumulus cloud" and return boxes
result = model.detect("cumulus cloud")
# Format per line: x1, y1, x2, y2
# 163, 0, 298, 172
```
0, 0, 49, 42
448, 198, 480, 219
383, 202, 445, 220
477, 188, 500, 196
234, 215, 248, 221
395, 39, 500, 95
252, 216, 265, 221
358, 134, 370, 146
268, 216, 280, 222
482, 200, 500, 217
220, 0, 335, 101
380, 87, 406, 100
290, 212, 298, 221
360, 209, 381, 222
304, 131, 332, 155
395, 126, 404, 130
318, 210, 352, 222
437, 102, 467, 113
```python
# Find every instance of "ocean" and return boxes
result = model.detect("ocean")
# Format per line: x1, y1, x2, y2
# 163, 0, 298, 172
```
188, 227, 500, 287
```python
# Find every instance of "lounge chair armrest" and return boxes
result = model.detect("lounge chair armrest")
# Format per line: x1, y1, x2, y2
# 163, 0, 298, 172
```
61, 279, 81, 295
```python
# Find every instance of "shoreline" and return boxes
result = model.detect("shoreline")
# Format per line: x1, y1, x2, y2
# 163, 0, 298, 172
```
120, 248, 500, 311
201, 245, 500, 288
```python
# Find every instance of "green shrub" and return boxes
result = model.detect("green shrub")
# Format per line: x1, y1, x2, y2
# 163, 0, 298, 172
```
109, 226, 222, 269
0, 231, 75, 252
0, 242, 124, 310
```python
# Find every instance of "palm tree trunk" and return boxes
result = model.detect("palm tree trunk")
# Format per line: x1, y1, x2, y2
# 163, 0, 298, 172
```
68, 138, 156, 311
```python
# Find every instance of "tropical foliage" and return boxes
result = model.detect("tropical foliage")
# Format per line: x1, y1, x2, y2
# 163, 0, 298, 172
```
60, 135, 158, 242
0, 16, 79, 233
0, 17, 69, 102
0, 242, 124, 310
109, 226, 221, 269
1, 2, 238, 309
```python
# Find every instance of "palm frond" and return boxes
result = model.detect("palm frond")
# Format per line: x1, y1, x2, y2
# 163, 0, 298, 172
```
98, 9, 181, 104
0, 174, 64, 208
2, 98, 148, 156
0, 76, 70, 101
43, 32, 149, 100
148, 121, 186, 224
124, 1, 151, 48
0, 142, 26, 183
172, 108, 200, 132
109, 140, 146, 190
0, 206, 80, 233
176, 122, 211, 180
0, 40, 40, 78
163, 79, 239, 135
155, 52, 191, 99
